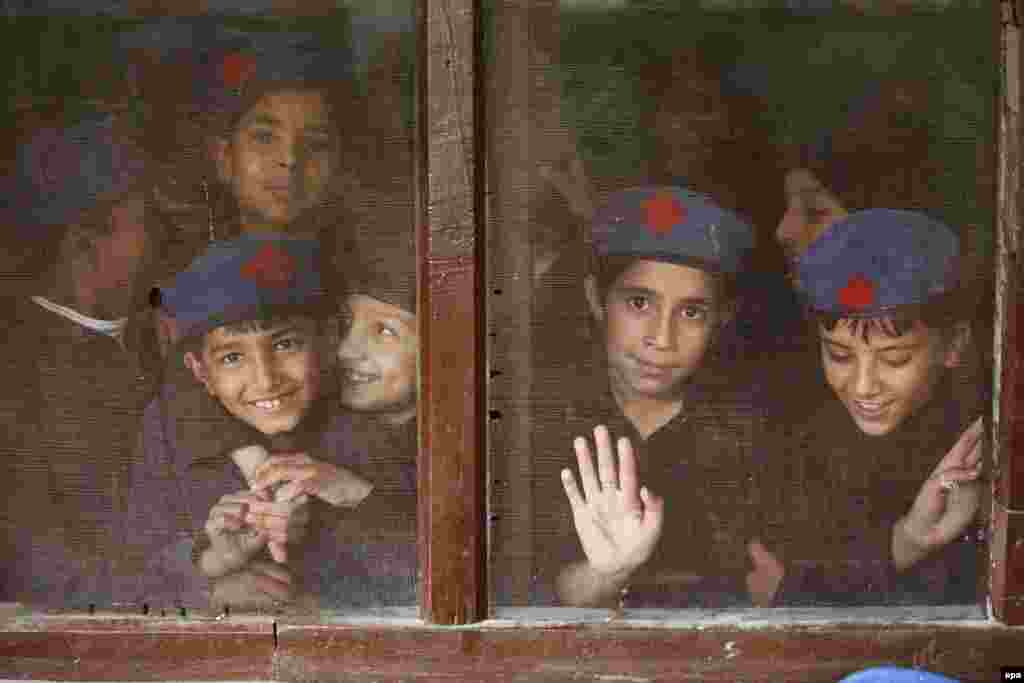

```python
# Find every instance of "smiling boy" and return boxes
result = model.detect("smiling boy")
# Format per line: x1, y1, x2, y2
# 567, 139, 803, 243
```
756, 209, 985, 606
124, 234, 373, 610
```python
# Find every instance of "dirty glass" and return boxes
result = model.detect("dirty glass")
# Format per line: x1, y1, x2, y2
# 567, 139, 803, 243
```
0, 2, 418, 614
486, 0, 996, 610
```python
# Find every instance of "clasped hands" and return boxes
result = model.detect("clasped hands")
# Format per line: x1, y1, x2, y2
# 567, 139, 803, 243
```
201, 451, 373, 608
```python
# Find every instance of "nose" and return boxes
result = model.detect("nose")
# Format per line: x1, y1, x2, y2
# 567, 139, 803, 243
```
251, 352, 284, 392
277, 136, 298, 169
645, 307, 675, 351
336, 327, 366, 363
853, 358, 881, 398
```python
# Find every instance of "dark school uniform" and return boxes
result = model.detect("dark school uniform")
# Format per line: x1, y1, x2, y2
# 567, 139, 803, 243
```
530, 353, 765, 608
0, 297, 161, 607
761, 370, 984, 606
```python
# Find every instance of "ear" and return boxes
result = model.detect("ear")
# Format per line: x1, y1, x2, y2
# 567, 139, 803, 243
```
184, 351, 213, 393
583, 275, 604, 323
942, 322, 971, 369
209, 137, 232, 186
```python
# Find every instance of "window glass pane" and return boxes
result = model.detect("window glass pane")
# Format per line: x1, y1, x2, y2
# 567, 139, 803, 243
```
0, 4, 418, 613
487, 0, 996, 610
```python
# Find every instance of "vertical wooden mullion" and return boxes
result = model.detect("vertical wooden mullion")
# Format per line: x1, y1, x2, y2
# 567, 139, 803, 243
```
992, 0, 1024, 625
417, 0, 485, 624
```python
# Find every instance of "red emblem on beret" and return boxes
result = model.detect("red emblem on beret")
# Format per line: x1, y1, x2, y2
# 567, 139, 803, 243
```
642, 193, 685, 237
220, 52, 257, 91
241, 243, 296, 289
838, 273, 875, 310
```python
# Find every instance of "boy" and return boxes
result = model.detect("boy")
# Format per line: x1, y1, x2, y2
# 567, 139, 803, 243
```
321, 228, 420, 606
757, 209, 985, 606
547, 186, 764, 608
124, 233, 372, 610
0, 111, 163, 608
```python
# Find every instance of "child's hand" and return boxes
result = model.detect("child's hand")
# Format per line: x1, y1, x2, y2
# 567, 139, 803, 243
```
561, 425, 664, 579
209, 560, 296, 610
243, 493, 312, 565
201, 490, 273, 578
251, 452, 374, 509
893, 417, 984, 570
539, 154, 596, 223
746, 540, 785, 607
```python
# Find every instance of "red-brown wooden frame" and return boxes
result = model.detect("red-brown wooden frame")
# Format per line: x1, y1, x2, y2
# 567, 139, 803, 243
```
3, 2, 1024, 681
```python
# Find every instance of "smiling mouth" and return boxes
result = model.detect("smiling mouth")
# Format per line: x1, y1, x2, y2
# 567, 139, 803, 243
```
248, 391, 297, 412
342, 369, 380, 385
851, 399, 891, 419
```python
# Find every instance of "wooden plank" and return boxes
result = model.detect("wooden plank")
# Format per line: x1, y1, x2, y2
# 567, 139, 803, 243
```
993, 0, 1024, 625
485, 0, 564, 608
0, 616, 274, 680
417, 0, 486, 624
274, 617, 1020, 683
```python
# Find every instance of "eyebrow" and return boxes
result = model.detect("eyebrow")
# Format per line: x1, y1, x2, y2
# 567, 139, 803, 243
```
212, 324, 302, 345
614, 287, 712, 306
245, 115, 330, 134
246, 114, 282, 128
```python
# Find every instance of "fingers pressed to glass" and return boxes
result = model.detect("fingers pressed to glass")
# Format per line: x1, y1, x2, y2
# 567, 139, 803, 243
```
574, 435, 601, 502
593, 425, 618, 491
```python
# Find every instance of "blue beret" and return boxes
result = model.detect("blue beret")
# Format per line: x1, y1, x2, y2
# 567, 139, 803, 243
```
12, 112, 147, 229
591, 186, 753, 274
197, 29, 353, 123
796, 209, 959, 317
162, 233, 329, 342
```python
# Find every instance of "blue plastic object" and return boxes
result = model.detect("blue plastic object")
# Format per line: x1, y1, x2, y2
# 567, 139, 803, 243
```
838, 666, 960, 683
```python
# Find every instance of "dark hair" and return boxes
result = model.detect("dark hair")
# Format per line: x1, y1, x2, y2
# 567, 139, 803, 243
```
810, 288, 970, 344
793, 79, 941, 213
593, 254, 737, 314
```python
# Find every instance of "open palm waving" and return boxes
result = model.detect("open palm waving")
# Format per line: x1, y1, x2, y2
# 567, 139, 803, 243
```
558, 425, 664, 605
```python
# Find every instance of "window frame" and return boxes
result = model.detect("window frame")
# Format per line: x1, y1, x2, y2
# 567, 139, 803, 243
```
2, 1, 1024, 679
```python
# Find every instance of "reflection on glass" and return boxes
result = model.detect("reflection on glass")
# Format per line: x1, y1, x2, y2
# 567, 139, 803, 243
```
489, 1, 994, 609
0, 8, 418, 613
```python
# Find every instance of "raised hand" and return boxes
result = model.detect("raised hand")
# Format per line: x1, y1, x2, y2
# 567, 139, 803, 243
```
746, 540, 785, 607
561, 425, 664, 579
539, 155, 597, 224
893, 417, 984, 570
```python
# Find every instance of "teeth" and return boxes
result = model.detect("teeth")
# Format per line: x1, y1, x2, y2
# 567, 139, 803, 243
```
254, 399, 283, 411
855, 401, 885, 411
344, 370, 376, 384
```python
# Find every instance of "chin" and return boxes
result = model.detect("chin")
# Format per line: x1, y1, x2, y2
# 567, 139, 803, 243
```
244, 412, 304, 436
849, 413, 903, 438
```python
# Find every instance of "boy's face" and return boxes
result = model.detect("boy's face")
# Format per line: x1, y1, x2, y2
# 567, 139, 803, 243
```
78, 194, 155, 319
186, 317, 321, 435
336, 294, 418, 423
214, 90, 336, 230
588, 260, 722, 404
776, 168, 848, 281
819, 319, 963, 437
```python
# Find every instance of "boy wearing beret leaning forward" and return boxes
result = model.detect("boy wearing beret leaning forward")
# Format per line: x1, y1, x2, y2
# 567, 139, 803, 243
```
754, 209, 985, 606
123, 233, 373, 611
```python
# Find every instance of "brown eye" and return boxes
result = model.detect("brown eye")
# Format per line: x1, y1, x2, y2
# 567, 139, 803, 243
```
680, 305, 707, 321
627, 296, 650, 312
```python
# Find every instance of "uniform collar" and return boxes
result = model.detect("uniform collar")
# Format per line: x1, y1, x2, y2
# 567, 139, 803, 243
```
31, 296, 128, 346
